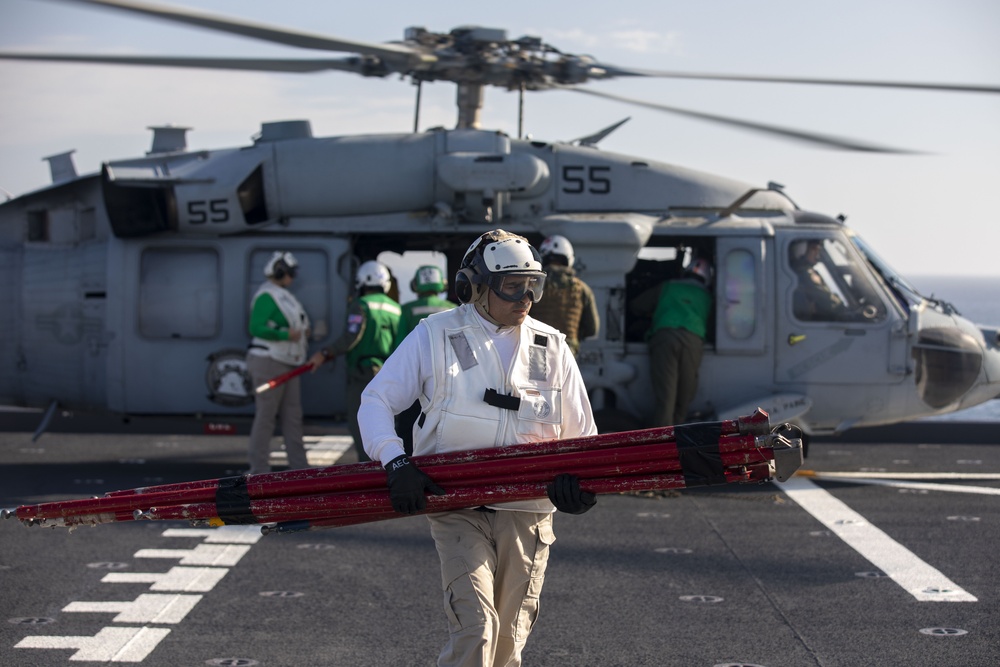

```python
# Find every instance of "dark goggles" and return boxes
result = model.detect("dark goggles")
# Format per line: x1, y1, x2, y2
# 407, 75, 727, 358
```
481, 272, 546, 303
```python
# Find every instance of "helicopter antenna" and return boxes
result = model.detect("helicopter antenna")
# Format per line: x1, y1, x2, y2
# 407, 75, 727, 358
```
572, 117, 632, 147
0, 185, 13, 201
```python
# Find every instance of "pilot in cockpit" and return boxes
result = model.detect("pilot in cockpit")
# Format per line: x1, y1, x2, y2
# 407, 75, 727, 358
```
791, 240, 852, 321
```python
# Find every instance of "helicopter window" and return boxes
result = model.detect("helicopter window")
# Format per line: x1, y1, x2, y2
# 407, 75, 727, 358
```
139, 248, 220, 339
789, 238, 887, 323
723, 249, 756, 339
26, 211, 48, 242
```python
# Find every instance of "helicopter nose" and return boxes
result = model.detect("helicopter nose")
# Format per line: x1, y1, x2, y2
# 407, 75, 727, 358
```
974, 326, 1000, 401
911, 327, 983, 409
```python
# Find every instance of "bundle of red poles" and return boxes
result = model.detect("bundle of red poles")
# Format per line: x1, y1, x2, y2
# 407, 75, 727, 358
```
3, 409, 802, 535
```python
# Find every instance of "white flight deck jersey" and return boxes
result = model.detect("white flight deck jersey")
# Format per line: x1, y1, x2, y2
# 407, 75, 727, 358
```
360, 304, 597, 513
249, 281, 310, 366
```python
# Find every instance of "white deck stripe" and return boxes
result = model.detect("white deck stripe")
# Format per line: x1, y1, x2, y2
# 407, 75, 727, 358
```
778, 477, 977, 602
822, 478, 1000, 495
799, 470, 1000, 480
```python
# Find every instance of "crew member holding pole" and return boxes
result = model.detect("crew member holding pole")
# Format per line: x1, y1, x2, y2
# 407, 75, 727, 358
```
358, 230, 597, 667
246, 251, 311, 475
308, 260, 401, 463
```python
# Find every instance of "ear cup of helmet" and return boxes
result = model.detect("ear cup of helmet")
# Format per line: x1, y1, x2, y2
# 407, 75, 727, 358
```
454, 267, 477, 304
272, 261, 287, 280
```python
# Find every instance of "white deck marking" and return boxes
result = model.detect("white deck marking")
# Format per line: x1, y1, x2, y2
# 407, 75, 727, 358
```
271, 434, 351, 466
778, 477, 977, 602
800, 470, 1000, 480
821, 478, 1000, 495
63, 594, 203, 624
133, 543, 250, 566
16, 627, 171, 662
161, 525, 263, 543
102, 565, 229, 592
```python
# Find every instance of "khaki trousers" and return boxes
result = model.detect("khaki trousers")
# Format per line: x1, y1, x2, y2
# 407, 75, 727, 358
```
427, 509, 555, 667
246, 353, 309, 474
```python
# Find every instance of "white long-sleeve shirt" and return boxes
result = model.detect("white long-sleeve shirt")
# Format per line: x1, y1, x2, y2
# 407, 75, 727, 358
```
359, 305, 596, 468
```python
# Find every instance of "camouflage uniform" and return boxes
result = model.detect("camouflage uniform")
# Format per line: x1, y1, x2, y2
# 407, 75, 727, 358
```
527, 265, 598, 356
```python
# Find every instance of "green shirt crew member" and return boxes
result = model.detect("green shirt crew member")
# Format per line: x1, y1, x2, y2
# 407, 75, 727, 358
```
308, 260, 400, 462
632, 257, 713, 426
246, 251, 311, 475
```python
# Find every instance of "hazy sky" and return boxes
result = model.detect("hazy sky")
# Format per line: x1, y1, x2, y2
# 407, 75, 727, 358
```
1, 0, 999, 280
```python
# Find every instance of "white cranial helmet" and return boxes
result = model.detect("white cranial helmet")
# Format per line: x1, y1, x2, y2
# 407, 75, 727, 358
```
355, 260, 392, 292
455, 229, 546, 305
539, 234, 575, 267
264, 251, 298, 279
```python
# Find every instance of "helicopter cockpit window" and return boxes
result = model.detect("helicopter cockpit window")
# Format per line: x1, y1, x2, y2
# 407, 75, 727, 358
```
139, 248, 220, 339
789, 238, 886, 323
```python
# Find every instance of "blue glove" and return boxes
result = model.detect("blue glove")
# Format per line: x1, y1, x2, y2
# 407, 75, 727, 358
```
385, 455, 447, 514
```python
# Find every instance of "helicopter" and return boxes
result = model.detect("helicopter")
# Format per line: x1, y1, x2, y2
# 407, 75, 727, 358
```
1, 0, 998, 442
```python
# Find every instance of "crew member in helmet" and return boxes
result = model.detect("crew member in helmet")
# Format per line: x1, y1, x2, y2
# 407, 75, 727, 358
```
358, 229, 597, 666
246, 251, 312, 475
527, 234, 600, 356
631, 254, 714, 426
308, 260, 401, 462
391, 264, 457, 455
392, 264, 457, 351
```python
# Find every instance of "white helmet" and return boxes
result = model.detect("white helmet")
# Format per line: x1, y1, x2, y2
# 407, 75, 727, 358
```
355, 260, 392, 292
264, 251, 298, 279
456, 229, 546, 305
539, 234, 575, 268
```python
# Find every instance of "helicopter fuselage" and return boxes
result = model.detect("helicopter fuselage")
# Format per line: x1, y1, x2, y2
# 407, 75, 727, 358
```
1, 124, 996, 435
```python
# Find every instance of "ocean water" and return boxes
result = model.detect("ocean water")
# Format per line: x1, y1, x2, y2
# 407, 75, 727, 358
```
911, 275, 1000, 423
910, 275, 999, 327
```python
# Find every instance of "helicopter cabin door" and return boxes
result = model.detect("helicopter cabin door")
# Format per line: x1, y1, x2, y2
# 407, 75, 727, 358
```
773, 232, 908, 425
112, 239, 347, 415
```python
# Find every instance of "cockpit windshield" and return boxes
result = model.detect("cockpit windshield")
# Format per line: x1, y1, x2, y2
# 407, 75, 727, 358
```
850, 234, 959, 316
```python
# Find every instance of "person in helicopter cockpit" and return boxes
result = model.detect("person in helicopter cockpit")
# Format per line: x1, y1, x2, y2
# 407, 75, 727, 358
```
791, 241, 855, 321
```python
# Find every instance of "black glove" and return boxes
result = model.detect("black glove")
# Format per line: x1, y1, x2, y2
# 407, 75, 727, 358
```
385, 455, 447, 514
546, 473, 597, 515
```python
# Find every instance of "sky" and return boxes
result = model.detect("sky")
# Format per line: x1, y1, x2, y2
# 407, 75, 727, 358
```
1, 0, 999, 283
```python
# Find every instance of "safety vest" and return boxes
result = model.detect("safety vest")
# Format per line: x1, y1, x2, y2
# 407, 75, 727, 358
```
394, 294, 456, 350
249, 282, 310, 365
346, 293, 401, 370
416, 306, 568, 512
651, 278, 712, 340
528, 266, 585, 349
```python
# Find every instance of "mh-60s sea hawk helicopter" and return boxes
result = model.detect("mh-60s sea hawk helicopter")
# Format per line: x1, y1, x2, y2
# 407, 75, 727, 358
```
1, 0, 998, 441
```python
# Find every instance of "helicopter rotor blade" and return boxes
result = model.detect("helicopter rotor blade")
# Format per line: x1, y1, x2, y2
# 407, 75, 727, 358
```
0, 52, 379, 76
560, 85, 918, 153
58, 0, 430, 68
593, 65, 1000, 95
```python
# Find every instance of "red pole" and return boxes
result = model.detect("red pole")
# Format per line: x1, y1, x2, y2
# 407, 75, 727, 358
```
266, 466, 770, 533
255, 362, 315, 394
137, 442, 768, 525
105, 409, 771, 498
21, 434, 768, 526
